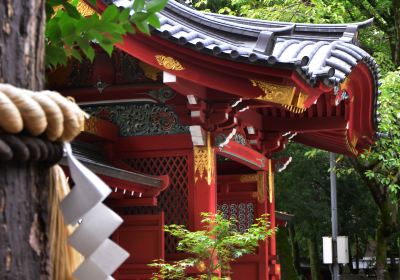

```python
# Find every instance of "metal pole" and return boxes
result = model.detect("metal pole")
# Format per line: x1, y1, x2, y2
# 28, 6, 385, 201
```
330, 152, 339, 280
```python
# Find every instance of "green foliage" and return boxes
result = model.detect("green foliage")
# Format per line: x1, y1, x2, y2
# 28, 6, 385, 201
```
276, 143, 378, 262
149, 212, 274, 279
276, 228, 300, 280
359, 70, 400, 194
45, 0, 167, 69
191, 0, 398, 69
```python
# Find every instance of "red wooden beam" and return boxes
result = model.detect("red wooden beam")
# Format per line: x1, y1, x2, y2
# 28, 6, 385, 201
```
217, 140, 268, 171
262, 116, 347, 132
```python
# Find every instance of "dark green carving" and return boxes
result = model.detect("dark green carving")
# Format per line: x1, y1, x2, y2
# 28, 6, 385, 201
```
83, 102, 189, 136
146, 87, 176, 103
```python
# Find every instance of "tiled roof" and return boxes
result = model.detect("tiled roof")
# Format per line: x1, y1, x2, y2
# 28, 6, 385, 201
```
113, 0, 380, 128
148, 1, 379, 87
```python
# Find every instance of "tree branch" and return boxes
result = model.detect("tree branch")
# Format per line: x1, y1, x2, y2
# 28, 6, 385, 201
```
349, 157, 384, 208
350, 0, 390, 33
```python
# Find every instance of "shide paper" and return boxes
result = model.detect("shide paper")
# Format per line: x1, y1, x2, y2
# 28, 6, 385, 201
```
60, 143, 129, 280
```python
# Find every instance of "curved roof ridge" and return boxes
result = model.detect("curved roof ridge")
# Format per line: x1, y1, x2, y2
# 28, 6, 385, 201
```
205, 11, 374, 31
165, 0, 373, 37
162, 0, 298, 38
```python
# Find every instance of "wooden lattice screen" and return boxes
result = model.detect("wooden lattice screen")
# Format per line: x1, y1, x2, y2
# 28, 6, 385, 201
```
125, 155, 189, 254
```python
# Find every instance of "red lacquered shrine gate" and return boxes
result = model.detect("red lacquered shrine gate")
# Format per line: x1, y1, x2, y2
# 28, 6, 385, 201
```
49, 1, 380, 279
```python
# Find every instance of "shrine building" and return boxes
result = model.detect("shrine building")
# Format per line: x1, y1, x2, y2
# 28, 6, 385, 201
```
49, 1, 380, 279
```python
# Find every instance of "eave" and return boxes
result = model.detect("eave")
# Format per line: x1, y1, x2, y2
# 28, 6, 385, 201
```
79, 0, 380, 156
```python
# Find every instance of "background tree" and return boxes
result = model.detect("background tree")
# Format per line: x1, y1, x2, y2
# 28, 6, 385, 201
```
190, 1, 400, 278
150, 213, 273, 279
275, 144, 378, 279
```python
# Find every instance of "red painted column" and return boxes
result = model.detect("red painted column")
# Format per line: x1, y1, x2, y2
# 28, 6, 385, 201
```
191, 132, 217, 230
257, 170, 269, 280
268, 159, 280, 280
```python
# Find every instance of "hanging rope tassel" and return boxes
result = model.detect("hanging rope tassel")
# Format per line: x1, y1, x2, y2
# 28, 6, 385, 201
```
49, 165, 83, 280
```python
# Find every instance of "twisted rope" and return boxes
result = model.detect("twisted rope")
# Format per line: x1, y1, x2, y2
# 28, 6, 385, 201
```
0, 84, 84, 142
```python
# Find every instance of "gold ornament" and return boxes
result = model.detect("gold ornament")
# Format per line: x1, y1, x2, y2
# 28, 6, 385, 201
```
268, 159, 274, 203
250, 80, 308, 113
77, 1, 96, 17
241, 172, 266, 203
139, 62, 160, 80
194, 133, 214, 185
240, 174, 258, 183
155, 55, 185, 71
251, 79, 295, 106
83, 116, 97, 135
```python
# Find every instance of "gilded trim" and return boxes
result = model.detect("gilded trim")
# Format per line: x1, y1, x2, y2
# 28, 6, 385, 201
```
345, 131, 359, 156
250, 80, 307, 113
240, 174, 258, 183
155, 55, 185, 71
83, 116, 97, 134
242, 173, 265, 203
77, 1, 96, 17
251, 80, 295, 106
340, 77, 351, 90
139, 62, 160, 80
296, 92, 308, 109
256, 171, 266, 203
194, 132, 214, 184
282, 105, 306, 114
268, 159, 274, 203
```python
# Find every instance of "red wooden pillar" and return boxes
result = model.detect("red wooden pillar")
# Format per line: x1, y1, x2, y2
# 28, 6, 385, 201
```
192, 132, 217, 230
268, 159, 280, 280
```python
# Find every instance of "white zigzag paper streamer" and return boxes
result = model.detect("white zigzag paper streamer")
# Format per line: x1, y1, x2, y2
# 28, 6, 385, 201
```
60, 143, 129, 280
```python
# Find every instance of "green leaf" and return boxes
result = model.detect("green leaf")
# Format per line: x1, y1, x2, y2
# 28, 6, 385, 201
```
133, 0, 145, 12
76, 38, 95, 61
45, 3, 56, 20
87, 29, 104, 41
100, 43, 114, 56
46, 20, 62, 42
147, 13, 160, 28
119, 8, 131, 22
146, 0, 167, 14
102, 5, 119, 22
60, 21, 76, 38
123, 23, 135, 33
130, 11, 148, 22
63, 2, 81, 19
46, 45, 68, 68
135, 20, 150, 34
87, 0, 97, 6
70, 48, 82, 61
47, 0, 65, 6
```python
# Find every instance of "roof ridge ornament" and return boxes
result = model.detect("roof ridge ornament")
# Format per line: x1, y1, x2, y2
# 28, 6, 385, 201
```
253, 25, 295, 55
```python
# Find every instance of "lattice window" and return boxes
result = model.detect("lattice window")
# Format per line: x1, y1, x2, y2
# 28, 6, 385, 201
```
217, 202, 255, 233
125, 155, 189, 254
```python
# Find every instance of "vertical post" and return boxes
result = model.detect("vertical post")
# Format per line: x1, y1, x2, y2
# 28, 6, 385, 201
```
268, 159, 278, 280
192, 132, 217, 229
330, 152, 339, 280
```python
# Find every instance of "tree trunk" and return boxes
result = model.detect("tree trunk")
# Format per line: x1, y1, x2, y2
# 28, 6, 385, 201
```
0, 1, 48, 279
288, 224, 301, 276
392, 0, 400, 67
307, 237, 321, 280
355, 234, 360, 273
376, 223, 389, 280
398, 239, 400, 280
375, 197, 398, 280
277, 227, 300, 280
348, 237, 354, 273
